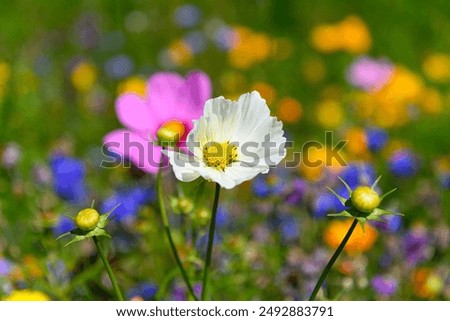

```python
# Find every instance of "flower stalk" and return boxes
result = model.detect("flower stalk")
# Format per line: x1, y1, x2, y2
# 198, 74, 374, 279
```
201, 183, 221, 300
308, 218, 358, 301
93, 236, 124, 301
157, 155, 198, 301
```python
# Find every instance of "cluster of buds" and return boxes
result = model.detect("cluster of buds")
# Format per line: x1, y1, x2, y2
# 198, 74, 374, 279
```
57, 202, 119, 246
327, 176, 402, 228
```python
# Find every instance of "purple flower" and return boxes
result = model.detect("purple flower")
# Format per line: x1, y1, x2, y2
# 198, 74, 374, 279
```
371, 214, 402, 233
346, 56, 393, 92
371, 275, 398, 297
285, 178, 306, 205
403, 226, 431, 266
173, 4, 201, 28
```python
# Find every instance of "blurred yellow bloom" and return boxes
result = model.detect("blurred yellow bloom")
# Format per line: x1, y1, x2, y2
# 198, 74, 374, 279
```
3, 290, 50, 301
229, 26, 272, 69
0, 61, 11, 86
338, 16, 372, 54
271, 37, 293, 60
71, 61, 97, 93
422, 53, 450, 83
419, 88, 442, 114
168, 39, 193, 66
277, 97, 302, 123
220, 71, 247, 98
301, 57, 326, 84
300, 146, 344, 181
324, 219, 378, 254
251, 82, 277, 105
413, 268, 444, 299
117, 76, 147, 97
23, 255, 43, 278
310, 16, 371, 54
316, 100, 343, 128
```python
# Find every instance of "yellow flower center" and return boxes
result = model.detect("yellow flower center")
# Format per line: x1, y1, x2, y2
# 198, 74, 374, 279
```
75, 208, 100, 231
203, 141, 238, 171
157, 120, 185, 145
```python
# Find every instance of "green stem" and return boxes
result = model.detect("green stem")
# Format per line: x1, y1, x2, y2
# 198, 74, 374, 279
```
93, 236, 124, 301
157, 162, 198, 301
308, 218, 358, 301
201, 183, 221, 300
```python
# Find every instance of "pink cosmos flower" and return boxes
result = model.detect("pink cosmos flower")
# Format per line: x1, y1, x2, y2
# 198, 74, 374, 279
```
346, 56, 394, 92
103, 71, 212, 173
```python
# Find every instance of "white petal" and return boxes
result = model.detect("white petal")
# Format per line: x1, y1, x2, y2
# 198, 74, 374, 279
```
163, 150, 201, 182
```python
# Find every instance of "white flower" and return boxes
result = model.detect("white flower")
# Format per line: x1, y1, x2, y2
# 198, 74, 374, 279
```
164, 91, 286, 189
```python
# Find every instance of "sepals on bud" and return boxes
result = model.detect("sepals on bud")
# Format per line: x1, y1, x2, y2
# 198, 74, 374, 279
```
327, 176, 402, 229
57, 202, 120, 246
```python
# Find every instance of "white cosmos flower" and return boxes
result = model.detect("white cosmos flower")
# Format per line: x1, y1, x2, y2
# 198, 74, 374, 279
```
164, 91, 286, 189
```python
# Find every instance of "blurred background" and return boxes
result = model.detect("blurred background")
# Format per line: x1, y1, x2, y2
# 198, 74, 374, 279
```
0, 0, 449, 300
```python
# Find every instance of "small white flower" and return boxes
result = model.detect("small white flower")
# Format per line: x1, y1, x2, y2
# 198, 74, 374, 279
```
164, 91, 286, 189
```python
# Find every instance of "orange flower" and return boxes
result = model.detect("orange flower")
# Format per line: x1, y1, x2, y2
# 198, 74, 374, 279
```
324, 219, 378, 254
229, 26, 272, 69
277, 97, 302, 123
413, 268, 444, 299
251, 82, 277, 105
300, 146, 345, 181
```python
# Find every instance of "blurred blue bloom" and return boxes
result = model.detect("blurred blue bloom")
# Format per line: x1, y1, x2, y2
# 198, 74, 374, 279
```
403, 227, 430, 266
313, 190, 347, 218
101, 186, 155, 223
366, 127, 388, 152
50, 155, 88, 203
371, 275, 397, 297
195, 234, 221, 257
285, 178, 306, 205
105, 54, 134, 79
279, 215, 299, 243
99, 31, 125, 52
0, 258, 13, 276
173, 4, 201, 28
371, 214, 402, 233
438, 172, 450, 189
184, 31, 207, 54
389, 149, 419, 177
52, 215, 76, 237
340, 162, 376, 189
127, 282, 158, 300
215, 206, 229, 228
1, 142, 21, 169
252, 174, 285, 198
214, 26, 236, 51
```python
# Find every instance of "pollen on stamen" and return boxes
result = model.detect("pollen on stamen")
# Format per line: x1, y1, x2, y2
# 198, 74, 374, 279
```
203, 141, 238, 171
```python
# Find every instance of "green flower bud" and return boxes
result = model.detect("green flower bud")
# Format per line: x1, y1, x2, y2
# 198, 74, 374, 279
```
75, 208, 100, 231
351, 186, 381, 213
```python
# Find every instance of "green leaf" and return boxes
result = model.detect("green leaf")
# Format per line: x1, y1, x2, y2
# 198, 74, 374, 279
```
327, 211, 353, 218
356, 217, 367, 231
380, 188, 397, 201
371, 176, 382, 189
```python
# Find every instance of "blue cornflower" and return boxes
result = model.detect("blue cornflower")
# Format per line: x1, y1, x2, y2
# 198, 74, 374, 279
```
389, 149, 419, 177
50, 155, 88, 204
365, 127, 388, 152
279, 214, 299, 243
52, 215, 76, 237
101, 186, 155, 223
127, 282, 158, 300
340, 162, 376, 189
173, 4, 201, 28
313, 189, 348, 218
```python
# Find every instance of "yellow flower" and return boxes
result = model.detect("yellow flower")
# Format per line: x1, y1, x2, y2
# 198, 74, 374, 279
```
299, 146, 344, 181
324, 219, 378, 254
316, 100, 343, 128
0, 61, 11, 86
338, 16, 372, 54
310, 16, 371, 54
422, 53, 450, 83
419, 88, 442, 114
3, 290, 50, 301
413, 268, 444, 299
117, 76, 147, 97
229, 26, 272, 69
71, 61, 97, 93
301, 57, 326, 84
168, 40, 193, 66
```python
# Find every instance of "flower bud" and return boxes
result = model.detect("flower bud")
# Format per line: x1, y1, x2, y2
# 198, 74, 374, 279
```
156, 121, 185, 146
75, 208, 100, 231
351, 186, 381, 213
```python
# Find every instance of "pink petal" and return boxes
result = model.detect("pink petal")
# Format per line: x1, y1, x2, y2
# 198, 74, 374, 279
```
184, 70, 212, 119
115, 94, 159, 134
103, 129, 162, 174
146, 72, 187, 122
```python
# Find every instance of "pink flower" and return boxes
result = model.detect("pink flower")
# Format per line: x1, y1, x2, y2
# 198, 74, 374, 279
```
346, 56, 393, 92
103, 71, 212, 173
